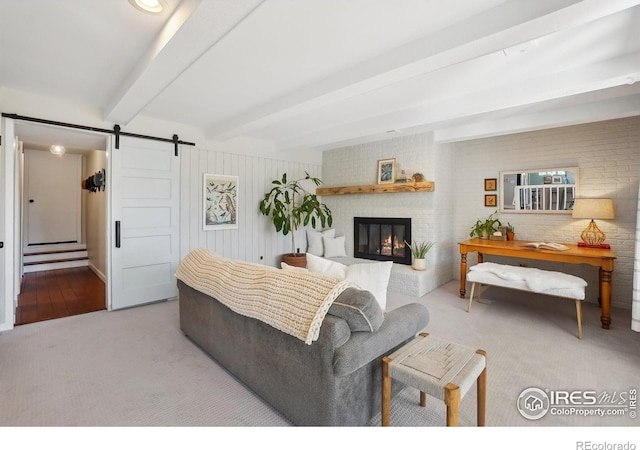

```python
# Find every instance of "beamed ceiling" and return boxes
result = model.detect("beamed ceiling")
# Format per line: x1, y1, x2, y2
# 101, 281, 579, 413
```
1, 0, 639, 152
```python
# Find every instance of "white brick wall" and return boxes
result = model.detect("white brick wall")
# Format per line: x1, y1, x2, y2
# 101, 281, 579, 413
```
322, 116, 640, 310
321, 132, 454, 295
449, 116, 640, 310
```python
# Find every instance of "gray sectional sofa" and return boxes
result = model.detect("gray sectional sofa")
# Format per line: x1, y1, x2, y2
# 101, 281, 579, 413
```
178, 278, 429, 426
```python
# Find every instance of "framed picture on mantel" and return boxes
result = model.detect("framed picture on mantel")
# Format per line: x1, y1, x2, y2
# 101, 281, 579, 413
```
377, 158, 396, 184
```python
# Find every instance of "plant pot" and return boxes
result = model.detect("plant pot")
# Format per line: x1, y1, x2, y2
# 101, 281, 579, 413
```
507, 232, 515, 241
281, 253, 307, 268
411, 258, 427, 271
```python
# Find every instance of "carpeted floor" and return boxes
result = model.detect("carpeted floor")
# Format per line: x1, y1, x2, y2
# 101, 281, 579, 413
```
1, 280, 639, 437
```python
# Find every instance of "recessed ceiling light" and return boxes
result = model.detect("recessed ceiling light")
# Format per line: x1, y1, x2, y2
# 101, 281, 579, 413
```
129, 0, 167, 15
50, 145, 66, 156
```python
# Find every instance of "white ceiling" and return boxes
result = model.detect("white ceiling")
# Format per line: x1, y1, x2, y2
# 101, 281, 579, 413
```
1, 0, 640, 152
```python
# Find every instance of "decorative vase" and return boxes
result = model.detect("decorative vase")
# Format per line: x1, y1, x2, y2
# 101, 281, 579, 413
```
281, 253, 307, 268
412, 258, 427, 271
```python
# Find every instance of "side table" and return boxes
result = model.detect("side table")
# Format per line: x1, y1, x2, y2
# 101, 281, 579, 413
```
382, 332, 487, 426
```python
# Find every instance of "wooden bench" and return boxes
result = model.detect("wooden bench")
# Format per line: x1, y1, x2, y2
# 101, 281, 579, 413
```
466, 262, 587, 339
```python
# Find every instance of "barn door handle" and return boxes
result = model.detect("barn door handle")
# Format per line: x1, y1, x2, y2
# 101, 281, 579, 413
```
115, 221, 121, 248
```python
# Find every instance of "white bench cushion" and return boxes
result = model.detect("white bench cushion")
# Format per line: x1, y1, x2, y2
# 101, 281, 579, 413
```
467, 262, 586, 300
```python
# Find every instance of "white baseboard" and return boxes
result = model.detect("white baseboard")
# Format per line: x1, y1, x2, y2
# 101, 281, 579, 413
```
88, 263, 106, 283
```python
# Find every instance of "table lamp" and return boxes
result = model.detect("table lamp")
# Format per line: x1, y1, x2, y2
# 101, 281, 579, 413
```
572, 198, 614, 246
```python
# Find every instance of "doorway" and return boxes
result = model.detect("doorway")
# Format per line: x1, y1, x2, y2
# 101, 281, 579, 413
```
14, 122, 109, 325
3, 114, 185, 329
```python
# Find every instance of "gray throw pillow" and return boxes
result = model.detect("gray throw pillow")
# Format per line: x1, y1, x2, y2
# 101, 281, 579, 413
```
328, 288, 384, 332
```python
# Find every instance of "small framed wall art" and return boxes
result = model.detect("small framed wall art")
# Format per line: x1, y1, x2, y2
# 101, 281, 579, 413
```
203, 173, 238, 230
377, 158, 396, 184
485, 194, 497, 207
484, 178, 497, 191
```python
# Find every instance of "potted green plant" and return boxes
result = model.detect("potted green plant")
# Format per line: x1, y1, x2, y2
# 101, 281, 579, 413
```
469, 210, 502, 239
259, 171, 332, 267
404, 240, 435, 271
506, 222, 515, 241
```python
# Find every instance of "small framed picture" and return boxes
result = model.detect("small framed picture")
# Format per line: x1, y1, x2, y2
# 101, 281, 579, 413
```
543, 176, 552, 184
485, 194, 497, 207
377, 158, 396, 184
484, 178, 497, 191
552, 175, 562, 184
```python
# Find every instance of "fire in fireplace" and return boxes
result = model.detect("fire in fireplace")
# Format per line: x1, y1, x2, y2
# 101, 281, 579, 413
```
353, 217, 412, 265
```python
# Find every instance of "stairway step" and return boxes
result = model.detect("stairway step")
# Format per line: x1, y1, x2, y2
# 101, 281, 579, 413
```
24, 255, 89, 266
24, 243, 86, 255
24, 251, 88, 264
23, 259, 89, 273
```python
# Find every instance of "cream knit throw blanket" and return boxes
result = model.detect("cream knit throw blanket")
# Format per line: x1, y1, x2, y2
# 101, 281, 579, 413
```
175, 248, 353, 344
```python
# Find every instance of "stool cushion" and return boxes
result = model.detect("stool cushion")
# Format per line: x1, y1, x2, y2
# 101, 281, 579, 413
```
388, 335, 485, 401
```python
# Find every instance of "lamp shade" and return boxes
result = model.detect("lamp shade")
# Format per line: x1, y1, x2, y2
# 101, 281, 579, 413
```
572, 198, 614, 220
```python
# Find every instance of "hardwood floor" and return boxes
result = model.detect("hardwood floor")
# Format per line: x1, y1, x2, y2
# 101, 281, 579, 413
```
16, 267, 106, 326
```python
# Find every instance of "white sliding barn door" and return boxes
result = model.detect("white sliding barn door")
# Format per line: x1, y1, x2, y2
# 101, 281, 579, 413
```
110, 136, 180, 310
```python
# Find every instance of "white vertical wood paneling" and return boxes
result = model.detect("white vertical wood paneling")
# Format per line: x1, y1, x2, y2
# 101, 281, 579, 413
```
200, 150, 211, 250
180, 147, 321, 267
256, 157, 266, 264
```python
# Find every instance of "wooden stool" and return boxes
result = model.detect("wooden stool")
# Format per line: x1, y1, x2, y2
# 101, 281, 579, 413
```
382, 332, 486, 426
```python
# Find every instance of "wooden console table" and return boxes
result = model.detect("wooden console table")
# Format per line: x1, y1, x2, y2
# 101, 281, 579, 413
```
458, 239, 616, 330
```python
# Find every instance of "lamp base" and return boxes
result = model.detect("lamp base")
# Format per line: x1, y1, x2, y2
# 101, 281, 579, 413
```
580, 219, 606, 245
577, 242, 610, 249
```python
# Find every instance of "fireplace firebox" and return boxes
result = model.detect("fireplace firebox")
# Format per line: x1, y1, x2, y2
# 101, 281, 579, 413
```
354, 217, 411, 265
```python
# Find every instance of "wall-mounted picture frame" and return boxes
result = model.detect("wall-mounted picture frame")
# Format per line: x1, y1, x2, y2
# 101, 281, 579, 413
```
552, 175, 563, 184
377, 158, 396, 184
203, 173, 238, 230
484, 178, 497, 191
485, 194, 497, 207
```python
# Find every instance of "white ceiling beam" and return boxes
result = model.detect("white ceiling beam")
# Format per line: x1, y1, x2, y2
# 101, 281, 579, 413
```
434, 91, 640, 142
206, 0, 640, 141
275, 52, 640, 150
103, 0, 265, 125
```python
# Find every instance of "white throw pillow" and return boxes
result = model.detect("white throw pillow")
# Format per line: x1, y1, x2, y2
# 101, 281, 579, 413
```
345, 261, 393, 311
306, 253, 347, 279
306, 228, 335, 256
281, 262, 309, 272
323, 235, 347, 258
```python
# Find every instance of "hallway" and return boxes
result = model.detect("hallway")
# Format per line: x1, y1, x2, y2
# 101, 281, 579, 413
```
16, 267, 105, 325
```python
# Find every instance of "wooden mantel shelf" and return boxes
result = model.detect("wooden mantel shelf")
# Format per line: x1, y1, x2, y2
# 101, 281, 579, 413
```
316, 181, 434, 196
